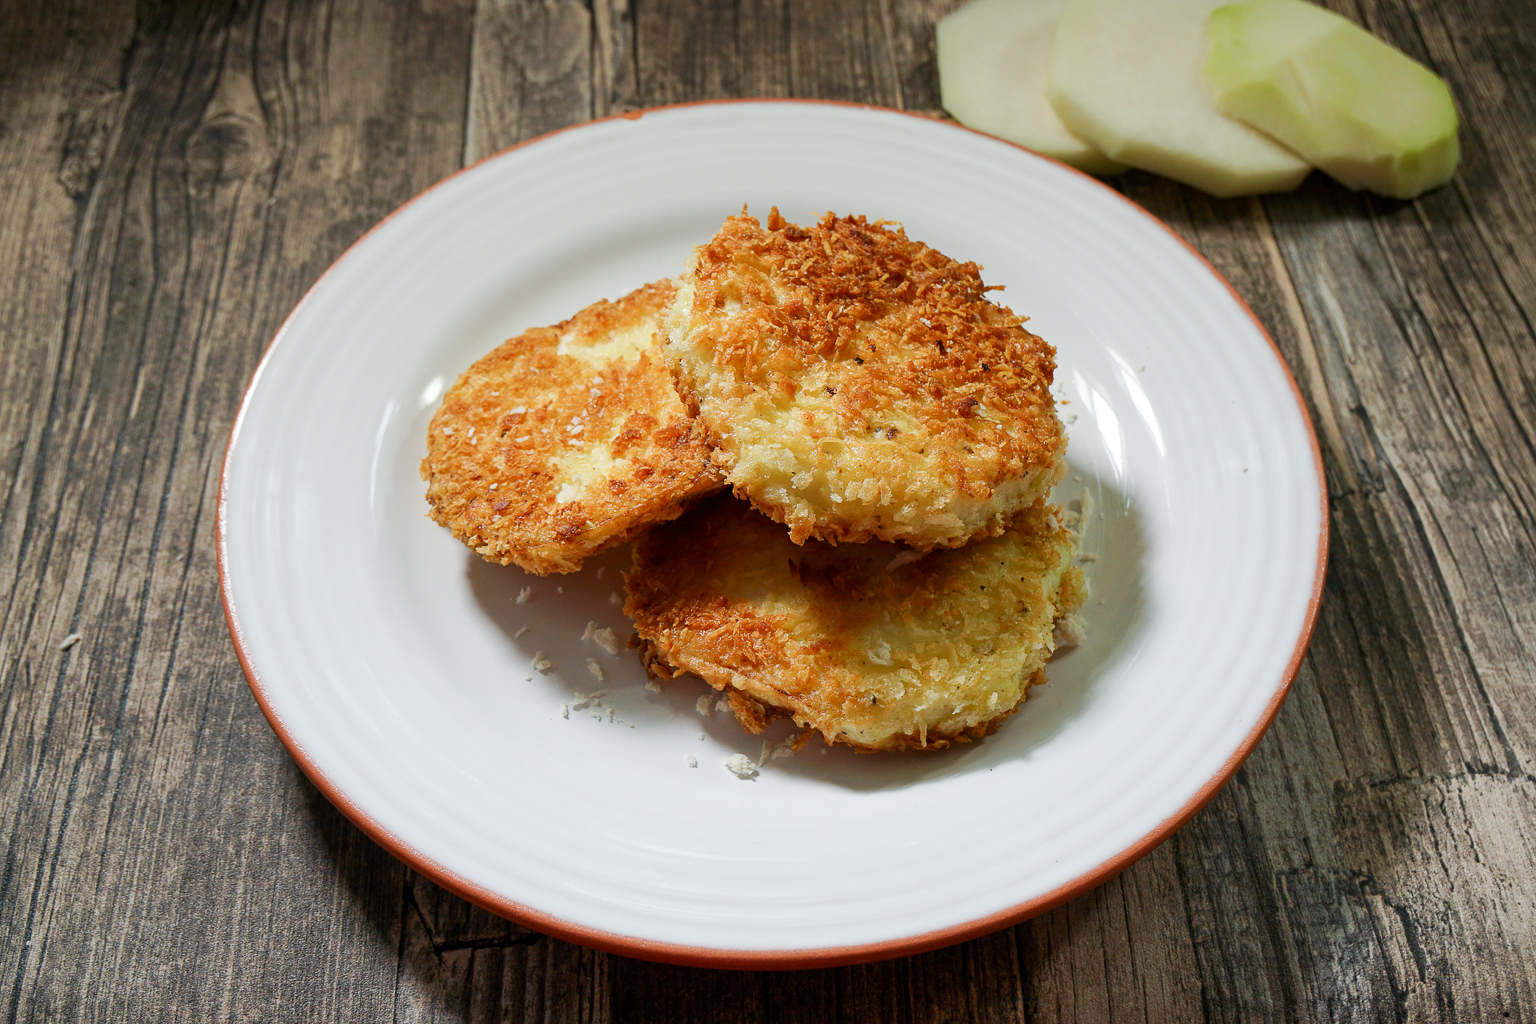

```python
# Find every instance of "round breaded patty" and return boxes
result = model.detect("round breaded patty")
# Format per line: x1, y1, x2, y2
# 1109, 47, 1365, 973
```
660, 209, 1067, 551
625, 494, 1086, 752
422, 280, 721, 575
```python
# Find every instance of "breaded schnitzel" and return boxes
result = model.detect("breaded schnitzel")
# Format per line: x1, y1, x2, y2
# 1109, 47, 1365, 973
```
660, 209, 1066, 551
625, 494, 1085, 752
422, 280, 722, 575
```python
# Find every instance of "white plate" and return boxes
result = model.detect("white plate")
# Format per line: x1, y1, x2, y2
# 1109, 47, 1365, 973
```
220, 101, 1325, 968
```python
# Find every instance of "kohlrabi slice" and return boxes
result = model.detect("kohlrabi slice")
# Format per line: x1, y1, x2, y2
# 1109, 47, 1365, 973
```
937, 0, 1126, 175
1048, 0, 1311, 197
1206, 0, 1458, 199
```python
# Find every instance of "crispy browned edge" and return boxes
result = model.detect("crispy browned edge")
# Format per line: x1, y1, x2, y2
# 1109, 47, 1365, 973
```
625, 495, 1083, 753
673, 208, 1065, 547
421, 280, 721, 574
636, 637, 1044, 754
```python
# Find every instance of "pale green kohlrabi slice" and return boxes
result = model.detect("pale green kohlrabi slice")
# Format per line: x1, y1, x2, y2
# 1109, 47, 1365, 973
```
937, 0, 1127, 176
1048, 0, 1311, 197
1206, 0, 1458, 199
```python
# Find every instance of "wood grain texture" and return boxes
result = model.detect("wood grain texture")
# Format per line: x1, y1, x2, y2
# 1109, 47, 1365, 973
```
0, 0, 472, 1019
1, 0, 1533, 1021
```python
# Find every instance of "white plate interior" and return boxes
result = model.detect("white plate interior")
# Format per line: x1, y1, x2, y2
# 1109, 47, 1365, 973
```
222, 103, 1321, 956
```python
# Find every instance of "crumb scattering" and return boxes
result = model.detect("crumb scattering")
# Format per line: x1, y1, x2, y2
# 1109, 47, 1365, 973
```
695, 695, 715, 717
532, 651, 552, 674
583, 622, 620, 655
758, 728, 813, 765
645, 680, 662, 693
514, 625, 529, 638
724, 754, 759, 779
57, 633, 82, 652
1054, 614, 1088, 649
587, 659, 604, 681
686, 754, 698, 768
516, 587, 533, 604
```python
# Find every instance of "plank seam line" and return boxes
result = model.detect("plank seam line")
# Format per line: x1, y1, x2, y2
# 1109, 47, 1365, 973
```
4, 733, 93, 1024
459, 0, 477, 168
93, 2, 224, 812
248, 0, 294, 215
1249, 195, 1360, 498
1327, 505, 1410, 779
1, 0, 175, 871
391, 871, 409, 1024
1008, 918, 1030, 1024
1167, 839, 1217, 1024
1399, 258, 1536, 531
1360, 193, 1536, 568
1369, 418, 1524, 775
876, 0, 904, 111
137, 109, 260, 732
1229, 774, 1303, 1018
1413, 191, 1536, 520
435, 933, 544, 953
590, 0, 609, 122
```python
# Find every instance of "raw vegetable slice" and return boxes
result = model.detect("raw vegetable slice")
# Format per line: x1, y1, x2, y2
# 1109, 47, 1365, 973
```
1206, 0, 1458, 199
1048, 0, 1311, 197
937, 0, 1126, 175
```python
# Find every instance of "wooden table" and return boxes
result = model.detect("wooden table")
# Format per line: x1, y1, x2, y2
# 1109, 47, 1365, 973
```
3, 1, 1532, 1019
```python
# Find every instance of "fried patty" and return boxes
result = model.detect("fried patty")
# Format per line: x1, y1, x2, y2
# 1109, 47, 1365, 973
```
660, 209, 1067, 551
422, 280, 722, 574
626, 494, 1085, 752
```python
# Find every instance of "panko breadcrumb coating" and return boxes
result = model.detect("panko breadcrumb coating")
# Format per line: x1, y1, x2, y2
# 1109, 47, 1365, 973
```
422, 280, 722, 574
626, 494, 1085, 752
660, 209, 1067, 551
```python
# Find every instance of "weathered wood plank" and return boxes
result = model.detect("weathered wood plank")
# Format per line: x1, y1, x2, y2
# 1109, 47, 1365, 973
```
1336, 773, 1536, 1020
835, 932, 1024, 1024
0, 0, 474, 1019
466, 0, 593, 163
0, 5, 144, 1021
393, 870, 621, 1024
1018, 845, 1204, 1024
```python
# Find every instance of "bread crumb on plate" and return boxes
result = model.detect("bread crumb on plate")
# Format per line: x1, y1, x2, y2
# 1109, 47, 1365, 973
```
723, 754, 758, 779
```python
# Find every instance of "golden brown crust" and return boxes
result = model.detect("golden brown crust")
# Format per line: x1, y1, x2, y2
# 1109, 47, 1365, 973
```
662, 209, 1067, 551
625, 493, 1085, 752
422, 281, 723, 574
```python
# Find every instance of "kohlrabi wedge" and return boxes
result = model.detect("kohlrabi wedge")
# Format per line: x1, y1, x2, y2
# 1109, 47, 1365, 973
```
1206, 0, 1459, 199
937, 0, 1126, 175
1048, 0, 1311, 197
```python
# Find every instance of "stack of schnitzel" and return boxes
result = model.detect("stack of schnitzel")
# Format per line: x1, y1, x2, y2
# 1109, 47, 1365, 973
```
422, 209, 1085, 752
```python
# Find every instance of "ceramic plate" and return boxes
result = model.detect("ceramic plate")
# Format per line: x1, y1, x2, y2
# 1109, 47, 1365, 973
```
219, 101, 1326, 968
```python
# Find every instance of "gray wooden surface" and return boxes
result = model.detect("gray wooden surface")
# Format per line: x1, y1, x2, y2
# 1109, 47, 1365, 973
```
3, 0, 1533, 1020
